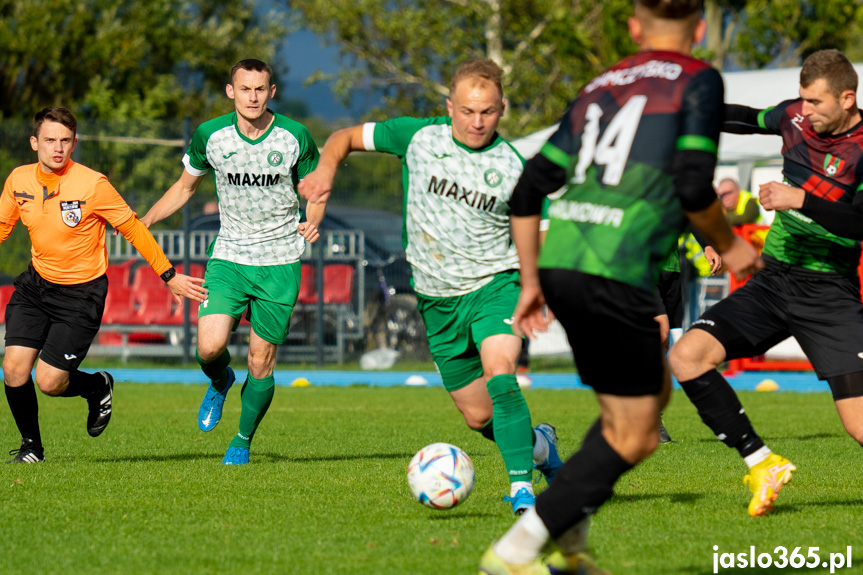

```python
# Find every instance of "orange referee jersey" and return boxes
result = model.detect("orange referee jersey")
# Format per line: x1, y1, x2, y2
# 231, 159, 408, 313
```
0, 161, 171, 285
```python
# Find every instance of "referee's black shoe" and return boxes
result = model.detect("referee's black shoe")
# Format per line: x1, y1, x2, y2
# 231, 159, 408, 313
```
87, 371, 114, 437
6, 438, 45, 463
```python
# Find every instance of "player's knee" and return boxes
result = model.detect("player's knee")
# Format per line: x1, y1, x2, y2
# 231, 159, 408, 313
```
842, 422, 863, 446
197, 343, 225, 363
482, 362, 516, 380
35, 375, 68, 396
246, 355, 275, 380
668, 337, 715, 380
459, 406, 492, 430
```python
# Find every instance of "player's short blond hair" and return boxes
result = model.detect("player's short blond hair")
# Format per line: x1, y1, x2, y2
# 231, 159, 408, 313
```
450, 59, 504, 98
801, 50, 858, 98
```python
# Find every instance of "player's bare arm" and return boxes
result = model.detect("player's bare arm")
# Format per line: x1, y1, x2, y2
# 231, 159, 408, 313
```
758, 181, 805, 211
687, 200, 762, 278
298, 200, 326, 243
140, 169, 205, 228
510, 215, 551, 339
298, 125, 365, 203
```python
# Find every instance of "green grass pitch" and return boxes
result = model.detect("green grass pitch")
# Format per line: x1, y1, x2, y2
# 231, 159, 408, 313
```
1, 384, 860, 574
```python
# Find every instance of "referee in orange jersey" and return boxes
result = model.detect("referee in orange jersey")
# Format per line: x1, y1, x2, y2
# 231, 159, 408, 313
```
0, 107, 207, 463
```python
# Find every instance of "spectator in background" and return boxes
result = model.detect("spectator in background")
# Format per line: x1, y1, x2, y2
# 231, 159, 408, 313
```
717, 178, 762, 226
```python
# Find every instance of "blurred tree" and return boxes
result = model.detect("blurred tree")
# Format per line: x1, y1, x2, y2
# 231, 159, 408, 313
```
288, 0, 635, 137
0, 0, 287, 121
702, 0, 863, 70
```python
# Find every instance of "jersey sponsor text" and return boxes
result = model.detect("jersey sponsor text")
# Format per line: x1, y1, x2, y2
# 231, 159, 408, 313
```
427, 175, 497, 212
226, 173, 281, 187
549, 199, 624, 228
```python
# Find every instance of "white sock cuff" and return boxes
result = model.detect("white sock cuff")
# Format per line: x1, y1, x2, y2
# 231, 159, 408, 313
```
744, 445, 772, 468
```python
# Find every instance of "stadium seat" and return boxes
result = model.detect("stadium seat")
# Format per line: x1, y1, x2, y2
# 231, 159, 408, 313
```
131, 265, 166, 291
175, 263, 206, 279
323, 264, 354, 304
138, 288, 175, 325
102, 286, 138, 324
0, 285, 16, 324
105, 259, 136, 287
161, 295, 200, 325
298, 263, 317, 304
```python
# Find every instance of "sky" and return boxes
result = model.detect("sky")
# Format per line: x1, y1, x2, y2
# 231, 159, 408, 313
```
278, 30, 374, 120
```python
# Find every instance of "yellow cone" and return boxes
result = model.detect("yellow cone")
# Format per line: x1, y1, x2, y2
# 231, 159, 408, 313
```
290, 377, 311, 387
755, 379, 779, 392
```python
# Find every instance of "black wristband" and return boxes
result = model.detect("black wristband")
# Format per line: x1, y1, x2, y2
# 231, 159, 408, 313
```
160, 267, 176, 283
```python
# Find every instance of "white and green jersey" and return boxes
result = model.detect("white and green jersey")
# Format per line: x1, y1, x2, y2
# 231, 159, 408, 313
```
363, 116, 523, 297
183, 111, 319, 265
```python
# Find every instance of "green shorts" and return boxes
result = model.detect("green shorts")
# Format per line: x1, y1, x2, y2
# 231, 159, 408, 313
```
416, 271, 520, 392
199, 259, 301, 345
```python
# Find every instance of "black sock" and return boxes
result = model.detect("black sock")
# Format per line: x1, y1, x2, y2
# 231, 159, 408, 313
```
61, 370, 103, 398
679, 370, 764, 457
535, 419, 632, 538
476, 419, 495, 442
5, 379, 42, 447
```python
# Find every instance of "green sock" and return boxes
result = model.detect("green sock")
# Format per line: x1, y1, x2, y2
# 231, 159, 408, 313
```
229, 374, 275, 450
196, 349, 231, 392
486, 374, 533, 484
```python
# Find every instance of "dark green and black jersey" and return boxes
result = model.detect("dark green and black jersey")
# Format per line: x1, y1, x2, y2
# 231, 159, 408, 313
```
536, 51, 723, 291
744, 100, 863, 276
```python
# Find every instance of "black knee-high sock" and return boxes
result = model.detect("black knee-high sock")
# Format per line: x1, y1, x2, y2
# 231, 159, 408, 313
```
476, 419, 496, 442
473, 418, 537, 446
679, 370, 764, 457
535, 419, 632, 539
5, 378, 42, 446
61, 370, 104, 398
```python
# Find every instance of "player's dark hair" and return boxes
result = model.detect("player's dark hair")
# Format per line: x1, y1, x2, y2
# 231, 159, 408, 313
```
33, 106, 77, 138
451, 58, 504, 98
230, 59, 274, 86
635, 0, 703, 19
801, 50, 857, 97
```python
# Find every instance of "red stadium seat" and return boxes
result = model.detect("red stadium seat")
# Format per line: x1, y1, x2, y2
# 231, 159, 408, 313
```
0, 285, 16, 324
175, 263, 206, 279
323, 264, 354, 304
105, 259, 136, 287
102, 286, 138, 324
298, 264, 317, 304
131, 265, 165, 291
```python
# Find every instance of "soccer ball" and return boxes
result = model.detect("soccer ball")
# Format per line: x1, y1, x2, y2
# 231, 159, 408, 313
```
407, 443, 475, 509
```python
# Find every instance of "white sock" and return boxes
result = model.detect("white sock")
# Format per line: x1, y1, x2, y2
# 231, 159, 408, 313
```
510, 481, 533, 497
493, 507, 550, 564
744, 446, 772, 468
533, 429, 549, 465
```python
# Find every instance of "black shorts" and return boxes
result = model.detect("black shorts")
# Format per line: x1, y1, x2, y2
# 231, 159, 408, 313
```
4, 264, 107, 371
691, 256, 863, 380
540, 268, 665, 396
656, 270, 683, 329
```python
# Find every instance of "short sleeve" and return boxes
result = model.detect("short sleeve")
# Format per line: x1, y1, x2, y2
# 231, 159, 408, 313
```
295, 125, 320, 178
183, 125, 211, 176
372, 117, 444, 157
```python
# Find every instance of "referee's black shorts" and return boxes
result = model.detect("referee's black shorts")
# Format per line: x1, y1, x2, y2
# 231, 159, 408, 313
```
4, 264, 108, 371
540, 268, 665, 396
691, 255, 863, 380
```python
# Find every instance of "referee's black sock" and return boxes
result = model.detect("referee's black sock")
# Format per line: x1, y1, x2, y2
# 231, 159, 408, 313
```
62, 370, 104, 398
5, 378, 42, 447
679, 370, 764, 458
535, 419, 632, 539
